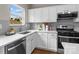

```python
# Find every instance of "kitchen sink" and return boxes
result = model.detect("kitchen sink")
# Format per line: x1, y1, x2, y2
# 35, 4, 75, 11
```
20, 31, 30, 34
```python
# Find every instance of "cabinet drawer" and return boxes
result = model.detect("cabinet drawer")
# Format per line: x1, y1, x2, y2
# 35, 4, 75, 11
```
48, 33, 57, 37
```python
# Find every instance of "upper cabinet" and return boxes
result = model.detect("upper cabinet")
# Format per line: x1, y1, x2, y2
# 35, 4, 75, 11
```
28, 8, 42, 22
41, 7, 49, 22
48, 6, 57, 22
28, 5, 79, 23
28, 7, 57, 23
9, 4, 25, 26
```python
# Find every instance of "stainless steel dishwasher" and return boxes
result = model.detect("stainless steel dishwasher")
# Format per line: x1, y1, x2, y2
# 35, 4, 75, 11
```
5, 37, 26, 54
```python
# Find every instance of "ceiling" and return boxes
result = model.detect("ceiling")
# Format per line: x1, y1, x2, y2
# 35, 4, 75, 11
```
29, 4, 63, 9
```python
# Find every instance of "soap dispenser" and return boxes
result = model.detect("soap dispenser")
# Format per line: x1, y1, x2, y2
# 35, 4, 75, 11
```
46, 25, 48, 31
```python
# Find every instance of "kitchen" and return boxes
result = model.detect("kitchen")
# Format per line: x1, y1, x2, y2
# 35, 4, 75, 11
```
0, 4, 79, 54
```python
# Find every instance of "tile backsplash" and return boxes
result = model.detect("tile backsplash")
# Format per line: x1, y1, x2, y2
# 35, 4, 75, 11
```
29, 23, 57, 31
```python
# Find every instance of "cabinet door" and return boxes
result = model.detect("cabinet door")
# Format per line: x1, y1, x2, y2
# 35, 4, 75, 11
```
31, 33, 37, 52
26, 36, 32, 54
34, 8, 42, 22
37, 33, 47, 49
28, 8, 42, 22
31, 38, 36, 52
41, 7, 48, 22
28, 10, 34, 22
0, 46, 5, 54
48, 7, 57, 22
47, 33, 57, 52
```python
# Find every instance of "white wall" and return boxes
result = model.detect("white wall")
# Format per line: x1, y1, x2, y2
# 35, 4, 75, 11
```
0, 4, 30, 35
0, 4, 9, 35
10, 4, 29, 32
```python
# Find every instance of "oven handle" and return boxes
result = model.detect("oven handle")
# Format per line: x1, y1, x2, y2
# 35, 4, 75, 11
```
7, 41, 24, 51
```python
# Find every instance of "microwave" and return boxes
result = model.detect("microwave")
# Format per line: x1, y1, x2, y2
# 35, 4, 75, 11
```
57, 11, 78, 19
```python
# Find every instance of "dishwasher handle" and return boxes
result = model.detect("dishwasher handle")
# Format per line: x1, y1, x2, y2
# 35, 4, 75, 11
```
7, 41, 24, 51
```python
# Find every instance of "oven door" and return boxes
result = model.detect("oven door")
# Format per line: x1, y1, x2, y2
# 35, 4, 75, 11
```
60, 36, 79, 43
58, 37, 64, 49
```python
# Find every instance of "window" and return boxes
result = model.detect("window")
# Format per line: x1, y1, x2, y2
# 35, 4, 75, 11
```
9, 4, 25, 26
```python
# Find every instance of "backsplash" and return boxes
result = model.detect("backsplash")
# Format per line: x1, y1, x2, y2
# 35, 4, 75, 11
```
29, 23, 56, 31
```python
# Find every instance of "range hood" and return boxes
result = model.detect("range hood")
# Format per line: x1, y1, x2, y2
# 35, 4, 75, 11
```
57, 11, 78, 20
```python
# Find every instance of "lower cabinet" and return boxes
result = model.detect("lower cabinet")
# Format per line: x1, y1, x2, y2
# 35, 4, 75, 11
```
37, 32, 57, 52
37, 33, 48, 49
26, 36, 32, 54
26, 32, 57, 54
26, 32, 38, 54
31, 38, 36, 52
47, 33, 57, 52
0, 46, 5, 54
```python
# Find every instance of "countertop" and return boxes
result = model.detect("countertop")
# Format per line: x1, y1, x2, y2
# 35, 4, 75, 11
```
0, 30, 57, 47
27, 30, 57, 33
0, 30, 36, 47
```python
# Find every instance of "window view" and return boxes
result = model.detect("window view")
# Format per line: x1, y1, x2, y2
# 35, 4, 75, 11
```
9, 4, 25, 26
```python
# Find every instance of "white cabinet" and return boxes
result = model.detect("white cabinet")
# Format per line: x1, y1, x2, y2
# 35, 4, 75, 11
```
28, 7, 57, 22
37, 33, 48, 49
28, 9, 34, 22
48, 7, 57, 22
0, 46, 5, 54
41, 7, 49, 22
28, 8, 42, 22
26, 32, 38, 54
31, 32, 38, 52
31, 38, 36, 52
29, 8, 49, 22
47, 33, 57, 52
37, 32, 57, 52
26, 36, 32, 54
33, 8, 42, 22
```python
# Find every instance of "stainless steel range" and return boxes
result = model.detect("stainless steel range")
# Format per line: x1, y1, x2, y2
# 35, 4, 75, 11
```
57, 28, 79, 53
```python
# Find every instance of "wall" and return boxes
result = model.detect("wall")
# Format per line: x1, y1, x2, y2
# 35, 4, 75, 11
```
10, 4, 29, 32
0, 5, 9, 35
0, 4, 30, 35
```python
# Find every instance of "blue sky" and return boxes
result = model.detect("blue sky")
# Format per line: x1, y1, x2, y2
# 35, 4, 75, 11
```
10, 4, 23, 16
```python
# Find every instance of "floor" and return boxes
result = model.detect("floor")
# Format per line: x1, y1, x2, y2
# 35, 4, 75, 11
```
32, 48, 60, 54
